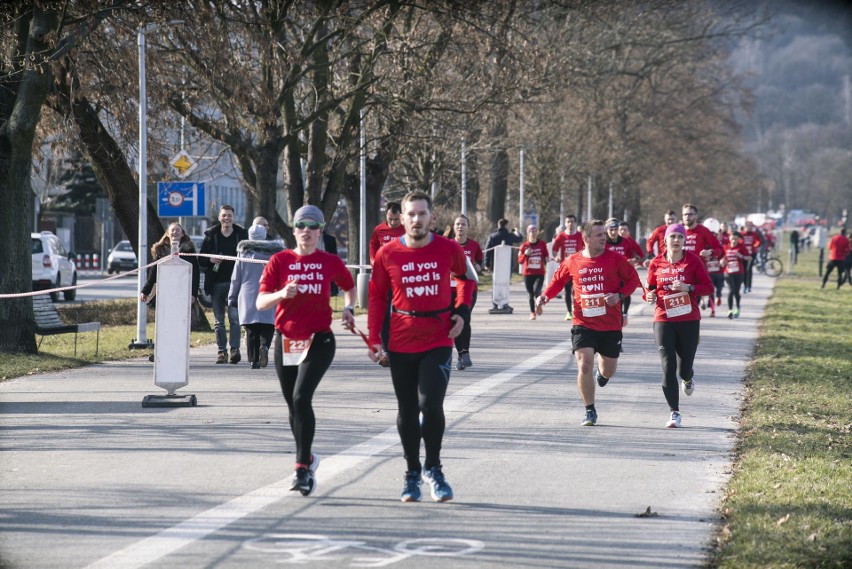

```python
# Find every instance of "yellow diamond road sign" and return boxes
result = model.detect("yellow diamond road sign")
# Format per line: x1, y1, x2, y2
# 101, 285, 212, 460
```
170, 151, 197, 179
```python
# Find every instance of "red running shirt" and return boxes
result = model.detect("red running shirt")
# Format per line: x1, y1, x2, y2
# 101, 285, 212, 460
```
741, 230, 762, 255
259, 250, 355, 340
645, 252, 714, 322
369, 234, 473, 352
542, 250, 641, 331
722, 243, 750, 275
369, 222, 406, 264
552, 231, 583, 261
646, 224, 668, 257
606, 236, 643, 262
453, 238, 483, 290
518, 240, 549, 276
684, 224, 723, 259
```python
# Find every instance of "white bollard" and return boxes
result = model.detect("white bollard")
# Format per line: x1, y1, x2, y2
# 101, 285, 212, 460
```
489, 243, 514, 314
142, 245, 197, 407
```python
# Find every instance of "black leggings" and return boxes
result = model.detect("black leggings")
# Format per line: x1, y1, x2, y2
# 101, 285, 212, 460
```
524, 274, 544, 312
451, 289, 477, 353
726, 273, 744, 309
710, 273, 725, 301
274, 330, 336, 465
388, 347, 453, 472
621, 294, 631, 316
744, 259, 754, 290
563, 281, 574, 312
823, 260, 846, 288
653, 320, 700, 412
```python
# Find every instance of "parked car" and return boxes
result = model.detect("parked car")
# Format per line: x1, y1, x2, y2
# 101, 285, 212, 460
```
31, 231, 77, 302
107, 240, 138, 274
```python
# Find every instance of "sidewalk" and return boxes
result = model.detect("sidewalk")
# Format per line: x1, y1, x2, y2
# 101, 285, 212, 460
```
0, 273, 775, 569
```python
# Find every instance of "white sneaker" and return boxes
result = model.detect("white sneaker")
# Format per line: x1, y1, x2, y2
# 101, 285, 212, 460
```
666, 411, 682, 428
682, 378, 695, 396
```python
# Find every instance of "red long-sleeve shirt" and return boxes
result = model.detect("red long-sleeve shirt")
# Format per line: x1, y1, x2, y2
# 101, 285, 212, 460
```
645, 252, 713, 322
552, 231, 583, 261
542, 250, 641, 331
368, 234, 473, 352
518, 240, 549, 276
369, 222, 405, 264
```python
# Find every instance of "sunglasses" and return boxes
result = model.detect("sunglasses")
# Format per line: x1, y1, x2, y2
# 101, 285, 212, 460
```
294, 221, 323, 230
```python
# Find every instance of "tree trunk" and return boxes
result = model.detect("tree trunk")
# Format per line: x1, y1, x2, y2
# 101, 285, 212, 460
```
0, 9, 56, 354
487, 119, 509, 224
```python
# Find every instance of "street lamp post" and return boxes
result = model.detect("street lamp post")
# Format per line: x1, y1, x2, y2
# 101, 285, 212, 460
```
131, 21, 182, 350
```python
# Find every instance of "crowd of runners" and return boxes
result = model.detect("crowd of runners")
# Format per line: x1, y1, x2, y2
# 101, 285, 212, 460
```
232, 195, 808, 504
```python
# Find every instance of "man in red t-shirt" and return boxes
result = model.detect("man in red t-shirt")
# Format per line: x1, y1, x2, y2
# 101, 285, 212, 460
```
368, 191, 474, 503
822, 227, 851, 289
741, 220, 763, 293
535, 219, 641, 427
644, 209, 678, 266
369, 201, 405, 365
551, 215, 583, 320
369, 201, 404, 265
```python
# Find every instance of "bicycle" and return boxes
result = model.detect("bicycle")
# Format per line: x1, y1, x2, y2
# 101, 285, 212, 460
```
754, 250, 783, 277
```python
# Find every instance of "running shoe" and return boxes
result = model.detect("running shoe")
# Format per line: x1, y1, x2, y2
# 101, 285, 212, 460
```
401, 469, 422, 502
529, 312, 536, 320
727, 310, 733, 319
666, 411, 682, 428
622, 314, 629, 327
259, 345, 269, 368
581, 409, 598, 426
682, 378, 695, 396
460, 352, 473, 369
455, 356, 465, 371
564, 311, 572, 321
216, 351, 227, 364
289, 454, 320, 496
734, 308, 740, 319
716, 297, 721, 306
710, 309, 715, 318
700, 299, 707, 310
422, 466, 454, 502
594, 366, 609, 387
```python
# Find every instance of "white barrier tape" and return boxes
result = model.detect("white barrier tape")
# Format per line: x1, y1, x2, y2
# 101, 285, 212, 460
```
1, 252, 372, 300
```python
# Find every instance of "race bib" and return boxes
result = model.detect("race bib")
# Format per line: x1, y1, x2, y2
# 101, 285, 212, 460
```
528, 257, 542, 270
580, 293, 606, 317
727, 263, 739, 274
281, 334, 314, 366
706, 260, 720, 272
663, 291, 693, 318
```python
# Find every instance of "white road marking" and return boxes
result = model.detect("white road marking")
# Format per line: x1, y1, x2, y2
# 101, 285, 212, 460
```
84, 342, 570, 569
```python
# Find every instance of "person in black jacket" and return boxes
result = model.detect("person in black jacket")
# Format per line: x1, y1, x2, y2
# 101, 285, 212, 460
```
484, 218, 522, 271
199, 205, 249, 364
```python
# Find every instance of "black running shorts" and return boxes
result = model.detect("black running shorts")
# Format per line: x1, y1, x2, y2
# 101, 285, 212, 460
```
571, 325, 622, 358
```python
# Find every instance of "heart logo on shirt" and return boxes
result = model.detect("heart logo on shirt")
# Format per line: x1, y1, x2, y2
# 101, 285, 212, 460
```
298, 284, 309, 294
414, 286, 425, 296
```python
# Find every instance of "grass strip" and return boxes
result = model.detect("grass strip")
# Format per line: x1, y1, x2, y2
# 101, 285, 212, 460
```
711, 242, 852, 569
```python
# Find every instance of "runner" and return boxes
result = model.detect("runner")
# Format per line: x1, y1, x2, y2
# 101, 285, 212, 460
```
821, 227, 850, 289
722, 231, 751, 319
703, 246, 724, 317
604, 218, 643, 326
367, 191, 474, 503
518, 225, 549, 320
551, 215, 584, 321
535, 219, 641, 427
681, 203, 723, 266
644, 223, 714, 428
256, 205, 357, 497
740, 220, 763, 293
451, 214, 483, 370
644, 210, 678, 267
369, 201, 405, 367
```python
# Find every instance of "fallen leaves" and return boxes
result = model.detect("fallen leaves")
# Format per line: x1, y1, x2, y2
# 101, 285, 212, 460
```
635, 506, 658, 518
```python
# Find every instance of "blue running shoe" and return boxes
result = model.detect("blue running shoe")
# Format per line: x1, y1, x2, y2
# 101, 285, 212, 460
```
581, 409, 598, 426
401, 470, 422, 502
422, 466, 454, 502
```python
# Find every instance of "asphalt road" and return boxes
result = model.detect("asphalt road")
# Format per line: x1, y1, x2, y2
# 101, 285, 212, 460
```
70, 273, 140, 303
0, 272, 774, 569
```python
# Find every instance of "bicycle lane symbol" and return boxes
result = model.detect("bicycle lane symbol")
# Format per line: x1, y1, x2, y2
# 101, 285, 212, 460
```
242, 533, 485, 566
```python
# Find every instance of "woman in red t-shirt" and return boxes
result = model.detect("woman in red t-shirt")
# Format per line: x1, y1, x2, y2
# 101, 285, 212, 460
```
451, 214, 482, 370
722, 231, 751, 319
644, 223, 713, 428
257, 205, 356, 497
518, 225, 549, 320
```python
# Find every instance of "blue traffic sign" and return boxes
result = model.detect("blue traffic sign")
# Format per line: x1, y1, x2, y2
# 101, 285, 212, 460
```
158, 182, 205, 217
